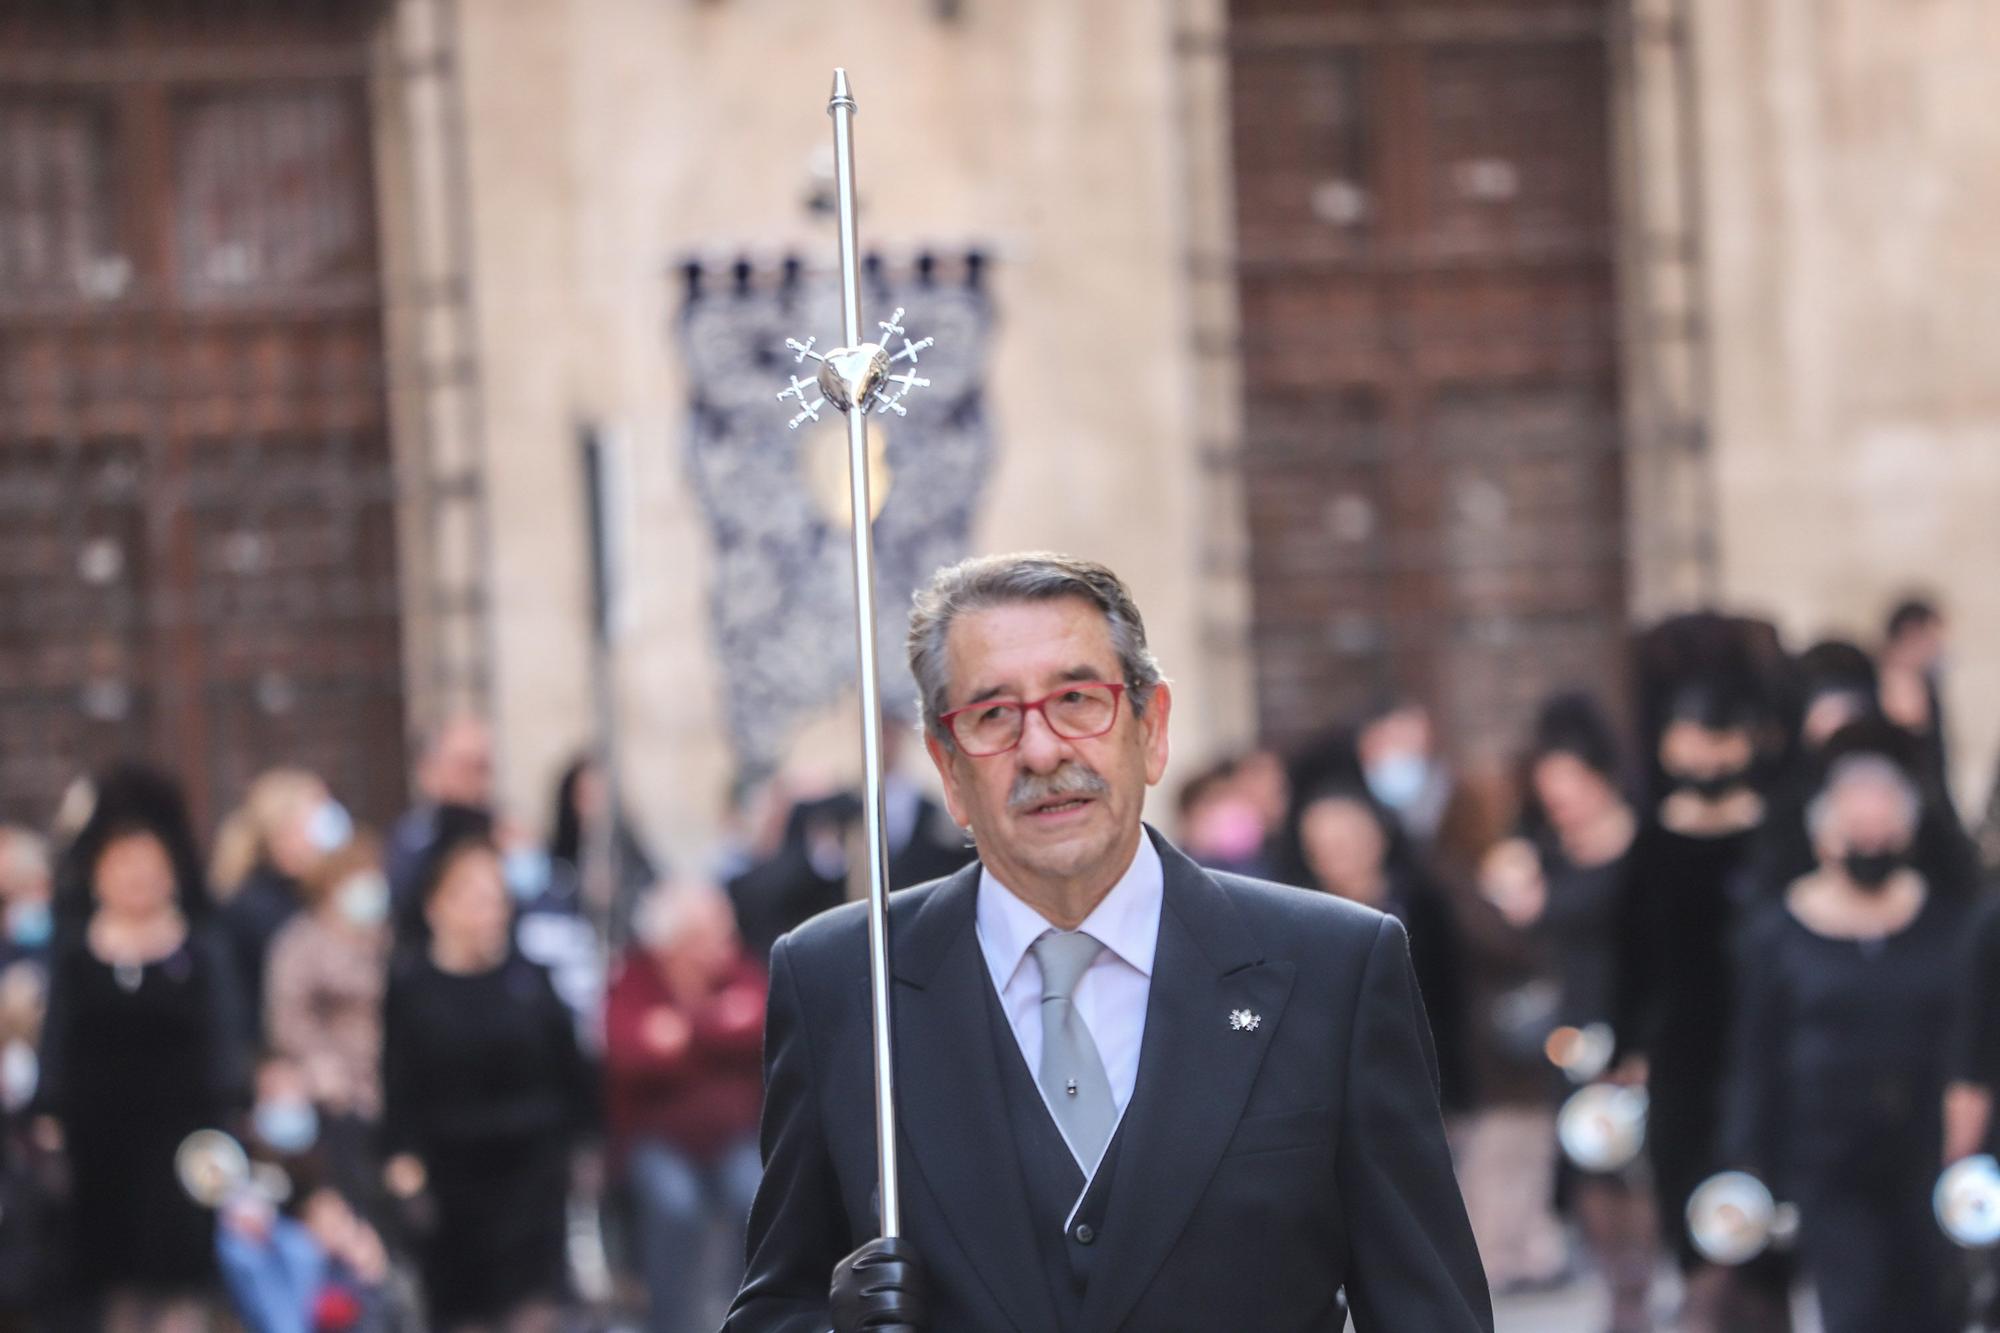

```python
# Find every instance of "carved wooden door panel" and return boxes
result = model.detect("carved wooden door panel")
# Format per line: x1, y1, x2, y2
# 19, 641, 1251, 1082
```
1230, 1, 1627, 760
0, 4, 405, 831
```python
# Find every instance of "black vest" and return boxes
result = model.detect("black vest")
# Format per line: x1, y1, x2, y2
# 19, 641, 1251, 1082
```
980, 972, 1127, 1332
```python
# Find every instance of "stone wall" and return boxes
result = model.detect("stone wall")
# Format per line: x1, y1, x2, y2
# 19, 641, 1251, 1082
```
1693, 0, 2000, 805
416, 0, 1245, 860
395, 0, 2000, 849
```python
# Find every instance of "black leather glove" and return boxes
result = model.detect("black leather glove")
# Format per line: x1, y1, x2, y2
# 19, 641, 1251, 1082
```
830, 1235, 931, 1332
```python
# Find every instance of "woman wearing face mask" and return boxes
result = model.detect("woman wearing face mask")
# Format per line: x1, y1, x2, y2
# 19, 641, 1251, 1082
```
211, 768, 351, 1041
1752, 641, 1979, 911
35, 765, 248, 1333
1613, 677, 1794, 1332
1723, 722, 1971, 1333
265, 839, 392, 1205
381, 832, 593, 1333
220, 1052, 398, 1333
0, 828, 54, 970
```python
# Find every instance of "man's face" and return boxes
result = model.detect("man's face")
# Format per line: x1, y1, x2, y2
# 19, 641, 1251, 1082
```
659, 892, 741, 986
1901, 620, 1945, 673
926, 597, 1170, 899
425, 718, 494, 807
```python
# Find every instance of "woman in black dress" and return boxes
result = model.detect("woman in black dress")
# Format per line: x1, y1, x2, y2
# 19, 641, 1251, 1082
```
1613, 682, 1792, 1332
1284, 780, 1473, 1112
381, 829, 592, 1333
1724, 724, 1970, 1333
1511, 694, 1655, 1333
36, 765, 248, 1332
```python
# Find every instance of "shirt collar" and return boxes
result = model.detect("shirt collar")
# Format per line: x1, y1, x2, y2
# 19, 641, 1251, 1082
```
975, 831, 1164, 989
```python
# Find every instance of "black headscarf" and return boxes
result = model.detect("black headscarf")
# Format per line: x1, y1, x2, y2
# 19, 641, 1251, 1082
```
54, 763, 213, 933
396, 802, 497, 948
1633, 612, 1790, 808
1516, 690, 1629, 843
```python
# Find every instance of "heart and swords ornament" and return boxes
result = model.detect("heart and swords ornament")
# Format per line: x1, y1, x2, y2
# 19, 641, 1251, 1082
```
777, 306, 935, 428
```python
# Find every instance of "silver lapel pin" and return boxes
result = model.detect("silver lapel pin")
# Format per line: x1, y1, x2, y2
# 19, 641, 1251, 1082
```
1228, 1008, 1261, 1033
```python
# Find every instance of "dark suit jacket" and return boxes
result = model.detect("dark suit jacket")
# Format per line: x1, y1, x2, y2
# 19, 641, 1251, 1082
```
729, 790, 976, 960
727, 829, 1493, 1333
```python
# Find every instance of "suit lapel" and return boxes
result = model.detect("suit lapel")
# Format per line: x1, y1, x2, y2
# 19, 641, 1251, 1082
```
1078, 835, 1296, 1333
891, 865, 1061, 1333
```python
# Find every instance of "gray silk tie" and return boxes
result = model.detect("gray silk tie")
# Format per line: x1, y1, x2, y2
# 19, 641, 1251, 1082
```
1030, 930, 1117, 1169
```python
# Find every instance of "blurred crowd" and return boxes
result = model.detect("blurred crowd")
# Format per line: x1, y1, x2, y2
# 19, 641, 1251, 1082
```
1176, 594, 2000, 1333
0, 593, 1997, 1332
0, 720, 840, 1333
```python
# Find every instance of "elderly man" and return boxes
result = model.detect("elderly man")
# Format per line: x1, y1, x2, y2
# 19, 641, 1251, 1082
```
728, 553, 1491, 1333
608, 884, 767, 1333
383, 715, 496, 911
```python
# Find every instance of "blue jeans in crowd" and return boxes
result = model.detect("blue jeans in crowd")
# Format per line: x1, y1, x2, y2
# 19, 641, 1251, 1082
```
216, 1213, 324, 1333
628, 1135, 763, 1333
216, 1213, 390, 1333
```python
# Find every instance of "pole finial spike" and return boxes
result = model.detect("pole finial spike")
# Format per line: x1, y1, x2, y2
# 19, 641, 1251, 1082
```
829, 68, 856, 114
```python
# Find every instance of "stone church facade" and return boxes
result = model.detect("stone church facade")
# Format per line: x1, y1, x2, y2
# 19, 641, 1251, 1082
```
3, 0, 1996, 855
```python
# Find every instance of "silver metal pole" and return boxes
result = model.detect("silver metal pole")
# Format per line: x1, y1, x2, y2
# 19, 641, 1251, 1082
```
771, 69, 934, 1239
580, 426, 629, 950
827, 66, 902, 1240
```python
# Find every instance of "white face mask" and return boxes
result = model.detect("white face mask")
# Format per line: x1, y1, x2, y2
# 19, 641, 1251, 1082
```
0, 1040, 37, 1113
253, 1097, 320, 1155
503, 847, 551, 904
335, 871, 390, 928
1365, 752, 1431, 812
6, 901, 51, 950
306, 800, 355, 855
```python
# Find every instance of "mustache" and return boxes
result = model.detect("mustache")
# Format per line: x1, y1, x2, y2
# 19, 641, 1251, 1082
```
1008, 763, 1109, 812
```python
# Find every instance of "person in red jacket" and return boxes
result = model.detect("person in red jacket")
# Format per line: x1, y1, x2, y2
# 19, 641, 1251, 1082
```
605, 883, 767, 1333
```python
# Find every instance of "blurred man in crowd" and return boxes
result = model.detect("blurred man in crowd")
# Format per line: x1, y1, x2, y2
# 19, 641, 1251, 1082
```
606, 884, 766, 1333
385, 716, 496, 912
726, 723, 971, 959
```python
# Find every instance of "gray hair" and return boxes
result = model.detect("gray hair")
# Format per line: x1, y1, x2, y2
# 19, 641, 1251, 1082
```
907, 552, 1165, 747
1805, 753, 1920, 845
634, 881, 733, 951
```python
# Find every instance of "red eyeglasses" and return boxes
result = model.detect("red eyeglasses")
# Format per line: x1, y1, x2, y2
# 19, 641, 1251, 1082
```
938, 682, 1127, 757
